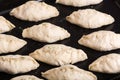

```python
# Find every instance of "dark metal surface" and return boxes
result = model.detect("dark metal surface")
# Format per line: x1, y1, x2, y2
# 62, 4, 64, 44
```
110, 75, 120, 80
115, 0, 120, 8
0, 0, 120, 80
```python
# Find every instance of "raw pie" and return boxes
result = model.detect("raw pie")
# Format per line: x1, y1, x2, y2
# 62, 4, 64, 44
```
29, 44, 87, 66
10, 1, 59, 22
22, 22, 70, 43
0, 16, 15, 33
56, 0, 103, 7
0, 55, 39, 74
42, 65, 97, 80
66, 9, 114, 29
89, 53, 120, 73
0, 34, 27, 54
78, 30, 120, 51
10, 75, 43, 80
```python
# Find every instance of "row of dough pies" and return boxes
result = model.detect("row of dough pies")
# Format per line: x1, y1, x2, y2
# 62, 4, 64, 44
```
0, 0, 120, 80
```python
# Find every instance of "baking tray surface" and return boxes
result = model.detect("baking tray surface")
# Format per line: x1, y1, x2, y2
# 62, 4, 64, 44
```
0, 0, 120, 80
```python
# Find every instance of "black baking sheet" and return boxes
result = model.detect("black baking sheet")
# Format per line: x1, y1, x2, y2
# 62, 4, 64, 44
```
0, 0, 120, 80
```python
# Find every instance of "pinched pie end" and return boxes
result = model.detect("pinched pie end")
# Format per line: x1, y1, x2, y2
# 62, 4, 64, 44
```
0, 34, 27, 54
0, 16, 15, 33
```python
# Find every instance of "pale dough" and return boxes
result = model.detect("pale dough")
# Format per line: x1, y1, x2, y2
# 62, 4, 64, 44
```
56, 0, 103, 7
0, 34, 27, 54
0, 55, 39, 74
10, 1, 59, 22
10, 75, 43, 80
78, 30, 120, 51
0, 16, 15, 33
66, 9, 114, 29
89, 53, 120, 73
22, 22, 70, 43
42, 65, 97, 80
29, 44, 87, 66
